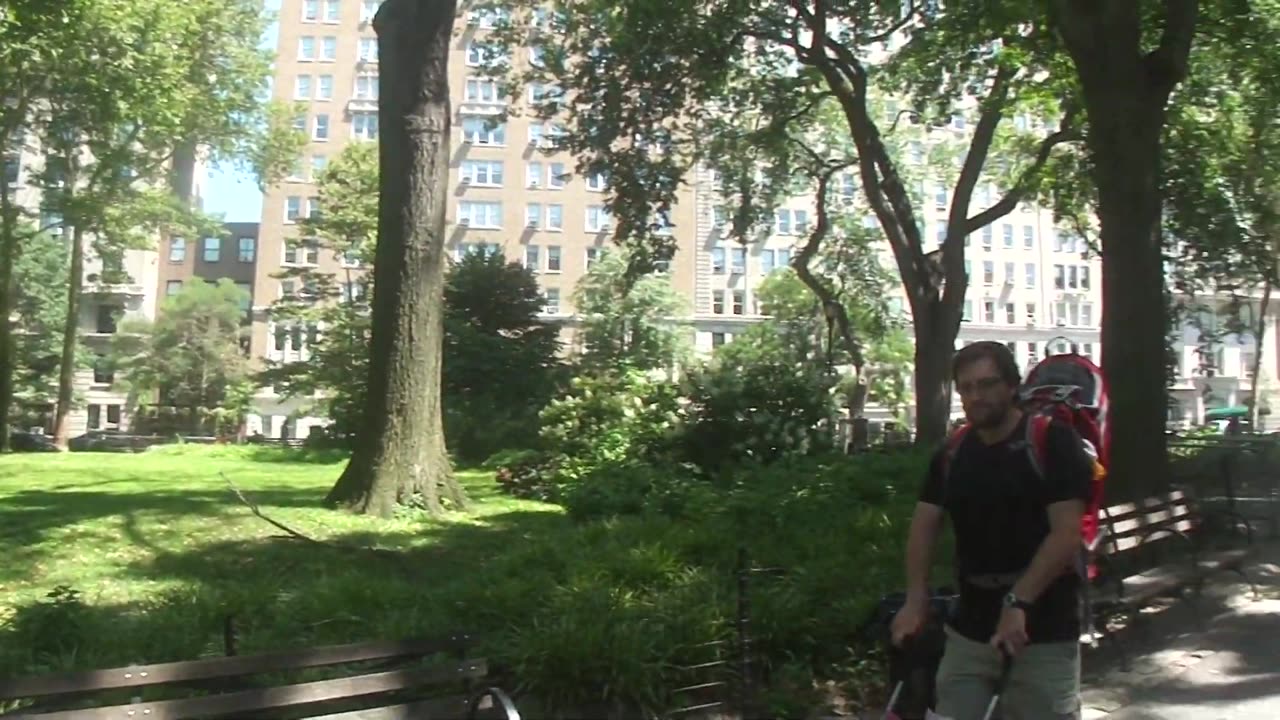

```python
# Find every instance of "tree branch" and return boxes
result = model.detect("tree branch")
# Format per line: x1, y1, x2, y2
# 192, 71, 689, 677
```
947, 64, 1014, 241
866, 1, 923, 45
790, 162, 865, 369
1144, 0, 1198, 90
964, 107, 1082, 233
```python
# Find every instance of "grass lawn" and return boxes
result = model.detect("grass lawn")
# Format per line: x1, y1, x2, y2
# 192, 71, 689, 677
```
0, 446, 550, 612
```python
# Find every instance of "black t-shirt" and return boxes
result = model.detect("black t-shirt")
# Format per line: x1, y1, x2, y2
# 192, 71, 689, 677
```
919, 415, 1093, 644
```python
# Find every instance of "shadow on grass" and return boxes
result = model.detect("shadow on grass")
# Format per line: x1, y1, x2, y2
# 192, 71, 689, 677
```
0, 485, 327, 583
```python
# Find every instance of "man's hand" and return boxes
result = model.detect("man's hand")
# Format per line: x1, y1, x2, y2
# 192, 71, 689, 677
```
989, 607, 1029, 656
890, 595, 929, 647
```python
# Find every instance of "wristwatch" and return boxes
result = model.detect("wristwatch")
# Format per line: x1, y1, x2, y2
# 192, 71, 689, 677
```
1002, 592, 1033, 612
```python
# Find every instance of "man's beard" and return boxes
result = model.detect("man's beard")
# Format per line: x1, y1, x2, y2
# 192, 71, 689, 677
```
967, 402, 1011, 429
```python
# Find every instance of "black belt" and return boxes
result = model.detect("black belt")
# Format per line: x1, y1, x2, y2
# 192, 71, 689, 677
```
963, 572, 1021, 589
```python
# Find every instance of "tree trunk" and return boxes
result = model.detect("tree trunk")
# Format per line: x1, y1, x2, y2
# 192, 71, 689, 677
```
326, 0, 466, 518
912, 303, 954, 447
52, 223, 86, 450
1053, 2, 1196, 499
0, 180, 16, 451
1248, 277, 1271, 429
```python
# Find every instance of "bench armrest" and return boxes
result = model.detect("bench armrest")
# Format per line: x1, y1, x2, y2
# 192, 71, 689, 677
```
469, 686, 521, 720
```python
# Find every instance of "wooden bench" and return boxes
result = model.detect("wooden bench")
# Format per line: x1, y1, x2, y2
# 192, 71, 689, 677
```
1085, 488, 1256, 654
0, 634, 520, 720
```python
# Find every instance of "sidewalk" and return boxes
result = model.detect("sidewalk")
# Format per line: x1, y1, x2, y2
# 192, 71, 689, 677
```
1080, 540, 1280, 719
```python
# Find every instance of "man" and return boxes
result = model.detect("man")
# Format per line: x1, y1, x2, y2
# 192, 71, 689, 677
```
890, 341, 1093, 720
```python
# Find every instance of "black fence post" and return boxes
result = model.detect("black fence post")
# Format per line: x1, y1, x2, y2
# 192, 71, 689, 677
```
223, 614, 239, 657
735, 546, 752, 718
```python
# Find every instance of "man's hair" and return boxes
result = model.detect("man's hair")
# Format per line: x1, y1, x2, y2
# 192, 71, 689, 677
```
952, 340, 1021, 387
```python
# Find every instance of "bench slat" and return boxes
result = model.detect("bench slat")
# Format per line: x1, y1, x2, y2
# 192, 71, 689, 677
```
1110, 519, 1197, 552
1107, 505, 1192, 538
14, 660, 488, 720
305, 694, 471, 720
0, 636, 471, 701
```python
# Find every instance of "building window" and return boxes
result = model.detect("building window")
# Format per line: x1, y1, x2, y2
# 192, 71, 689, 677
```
238, 237, 256, 263
354, 72, 378, 100
543, 288, 560, 314
525, 162, 543, 188
760, 249, 776, 274
202, 237, 221, 262
712, 290, 725, 314
88, 404, 101, 430
1054, 264, 1066, 290
169, 237, 187, 262
586, 172, 608, 192
461, 117, 505, 146
462, 160, 504, 186
524, 244, 540, 270
303, 0, 319, 21
982, 261, 994, 286
934, 182, 947, 211
235, 283, 252, 312
361, 0, 379, 23
712, 332, 727, 348
711, 247, 726, 274
359, 38, 378, 63
546, 204, 563, 231
585, 206, 612, 233
586, 247, 600, 269
547, 245, 562, 272
981, 225, 993, 250
731, 247, 746, 275
732, 290, 746, 315
457, 201, 502, 229
775, 209, 810, 235
982, 300, 995, 324
548, 162, 567, 189
317, 74, 334, 100
963, 300, 973, 321
1005, 302, 1016, 324
352, 112, 378, 140
299, 36, 316, 61
1022, 225, 1034, 249
284, 240, 320, 266
1002, 224, 1014, 248
321, 36, 337, 61
1004, 261, 1014, 285
1025, 302, 1037, 324
311, 155, 328, 178
1080, 266, 1092, 290
313, 114, 330, 141
525, 203, 541, 228
295, 74, 312, 99
323, 0, 341, 23
465, 78, 500, 103
286, 196, 302, 222
166, 280, 183, 296
1025, 263, 1036, 288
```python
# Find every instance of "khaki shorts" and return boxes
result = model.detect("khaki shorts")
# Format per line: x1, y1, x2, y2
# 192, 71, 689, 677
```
934, 625, 1081, 720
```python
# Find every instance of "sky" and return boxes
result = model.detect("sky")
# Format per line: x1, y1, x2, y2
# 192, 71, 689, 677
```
202, 0, 282, 223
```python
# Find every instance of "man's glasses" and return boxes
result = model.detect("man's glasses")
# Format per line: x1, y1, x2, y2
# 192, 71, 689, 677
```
956, 376, 1004, 397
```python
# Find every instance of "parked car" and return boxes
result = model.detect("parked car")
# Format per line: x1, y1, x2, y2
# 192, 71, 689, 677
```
9, 431, 56, 452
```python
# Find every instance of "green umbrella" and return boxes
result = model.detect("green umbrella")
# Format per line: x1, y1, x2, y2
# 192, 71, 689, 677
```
1204, 406, 1249, 421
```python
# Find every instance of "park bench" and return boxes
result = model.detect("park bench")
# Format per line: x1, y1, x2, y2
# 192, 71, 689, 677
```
1086, 487, 1256, 656
0, 633, 520, 720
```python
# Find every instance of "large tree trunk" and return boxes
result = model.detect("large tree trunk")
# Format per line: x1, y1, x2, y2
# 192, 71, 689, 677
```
52, 223, 85, 450
326, 0, 467, 518
912, 303, 954, 447
1054, 2, 1197, 498
1248, 277, 1271, 429
0, 182, 16, 452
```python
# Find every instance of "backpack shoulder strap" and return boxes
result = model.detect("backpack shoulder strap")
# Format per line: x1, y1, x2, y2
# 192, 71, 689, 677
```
941, 423, 971, 488
1024, 412, 1052, 480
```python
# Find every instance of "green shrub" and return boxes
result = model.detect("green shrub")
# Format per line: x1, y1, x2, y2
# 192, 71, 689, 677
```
560, 459, 712, 521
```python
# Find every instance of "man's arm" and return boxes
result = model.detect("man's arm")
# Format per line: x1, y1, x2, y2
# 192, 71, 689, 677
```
905, 501, 946, 600
1010, 499, 1085, 602
1011, 420, 1093, 602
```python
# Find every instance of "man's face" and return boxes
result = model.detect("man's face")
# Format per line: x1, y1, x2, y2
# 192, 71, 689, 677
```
955, 356, 1014, 428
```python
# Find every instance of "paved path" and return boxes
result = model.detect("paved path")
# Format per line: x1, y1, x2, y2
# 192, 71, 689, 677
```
1081, 542, 1280, 719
